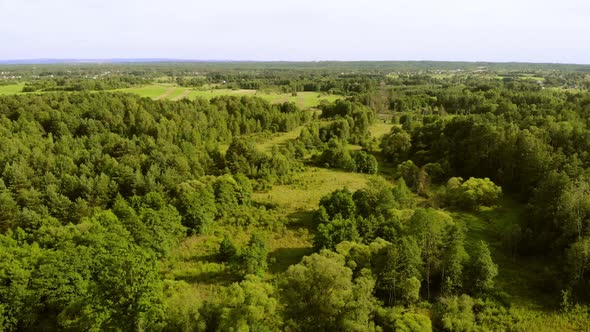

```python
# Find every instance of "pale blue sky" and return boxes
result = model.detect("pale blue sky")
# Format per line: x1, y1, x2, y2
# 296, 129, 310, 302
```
0, 0, 588, 63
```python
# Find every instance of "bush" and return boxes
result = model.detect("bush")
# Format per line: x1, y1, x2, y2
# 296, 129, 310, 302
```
446, 177, 502, 210
353, 151, 378, 174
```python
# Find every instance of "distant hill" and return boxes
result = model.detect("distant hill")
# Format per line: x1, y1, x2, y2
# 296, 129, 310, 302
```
0, 59, 232, 64
0, 59, 588, 72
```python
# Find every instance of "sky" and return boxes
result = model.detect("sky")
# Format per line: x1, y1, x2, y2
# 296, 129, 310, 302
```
0, 0, 589, 63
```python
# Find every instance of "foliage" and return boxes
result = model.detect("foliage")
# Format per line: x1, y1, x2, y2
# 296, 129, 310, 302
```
466, 241, 499, 294
3, 64, 590, 329
216, 275, 282, 331
280, 251, 375, 331
446, 177, 502, 211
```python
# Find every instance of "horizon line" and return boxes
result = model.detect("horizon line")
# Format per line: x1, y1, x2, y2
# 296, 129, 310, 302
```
1, 58, 589, 66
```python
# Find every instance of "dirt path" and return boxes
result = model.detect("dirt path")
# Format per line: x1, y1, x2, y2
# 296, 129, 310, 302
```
155, 87, 175, 100
172, 89, 190, 101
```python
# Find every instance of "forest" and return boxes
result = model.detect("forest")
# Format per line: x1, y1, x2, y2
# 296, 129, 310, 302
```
1, 62, 590, 331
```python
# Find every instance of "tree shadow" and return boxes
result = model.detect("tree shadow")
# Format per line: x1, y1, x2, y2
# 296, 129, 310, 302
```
174, 268, 237, 286
269, 247, 314, 274
189, 253, 219, 264
285, 209, 315, 230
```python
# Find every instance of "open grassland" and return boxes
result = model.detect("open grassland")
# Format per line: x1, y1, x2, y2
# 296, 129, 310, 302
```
253, 167, 371, 214
0, 83, 25, 95
116, 84, 339, 108
256, 126, 303, 154
185, 88, 257, 99
369, 121, 394, 138
188, 89, 339, 108
162, 166, 372, 300
116, 85, 171, 99
0, 83, 340, 108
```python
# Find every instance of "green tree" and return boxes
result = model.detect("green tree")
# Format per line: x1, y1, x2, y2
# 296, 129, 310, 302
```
217, 275, 282, 331
381, 126, 412, 162
232, 234, 268, 277
446, 177, 502, 211
175, 181, 217, 234
315, 214, 360, 250
557, 180, 590, 243
353, 177, 396, 218
318, 188, 356, 220
565, 237, 590, 294
376, 237, 422, 305
467, 241, 498, 294
397, 160, 419, 190
442, 226, 469, 296
438, 295, 476, 332
280, 251, 375, 332
353, 151, 379, 174
376, 306, 432, 332
408, 208, 454, 299
219, 235, 238, 262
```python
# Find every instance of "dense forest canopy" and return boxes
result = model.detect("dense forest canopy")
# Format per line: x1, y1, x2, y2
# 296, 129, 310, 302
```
1, 61, 590, 331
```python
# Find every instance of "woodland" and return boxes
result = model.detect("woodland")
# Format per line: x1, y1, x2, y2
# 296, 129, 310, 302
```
1, 62, 590, 331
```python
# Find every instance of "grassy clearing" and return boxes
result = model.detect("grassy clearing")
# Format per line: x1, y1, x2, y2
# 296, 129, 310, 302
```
185, 88, 257, 100
445, 198, 590, 330
370, 122, 394, 138
451, 198, 557, 310
0, 83, 25, 95
155, 87, 176, 100
253, 167, 370, 215
163, 165, 372, 295
0, 83, 339, 109
256, 126, 303, 154
115, 85, 339, 108
116, 85, 171, 99
189, 89, 339, 108
172, 89, 191, 101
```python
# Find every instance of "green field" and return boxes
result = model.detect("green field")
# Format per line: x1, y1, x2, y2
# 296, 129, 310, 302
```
114, 85, 339, 108
188, 89, 339, 109
114, 85, 172, 99
0, 83, 25, 95
0, 83, 339, 109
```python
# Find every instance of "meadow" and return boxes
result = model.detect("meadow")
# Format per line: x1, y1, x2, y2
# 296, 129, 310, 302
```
0, 83, 25, 95
114, 84, 339, 108
0, 83, 339, 109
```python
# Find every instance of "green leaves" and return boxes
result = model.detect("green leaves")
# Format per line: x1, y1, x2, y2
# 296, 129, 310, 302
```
446, 177, 502, 211
467, 241, 498, 294
0, 211, 167, 331
281, 251, 375, 331
381, 126, 412, 163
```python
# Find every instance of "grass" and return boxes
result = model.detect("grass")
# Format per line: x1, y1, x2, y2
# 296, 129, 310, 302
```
443, 198, 590, 330
115, 84, 339, 108
188, 89, 339, 108
0, 83, 25, 95
185, 88, 257, 100
494, 74, 545, 82
164, 167, 372, 287
369, 122, 394, 138
450, 198, 558, 311
252, 167, 371, 214
0, 83, 340, 109
256, 126, 304, 154
115, 85, 171, 99
158, 113, 582, 328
